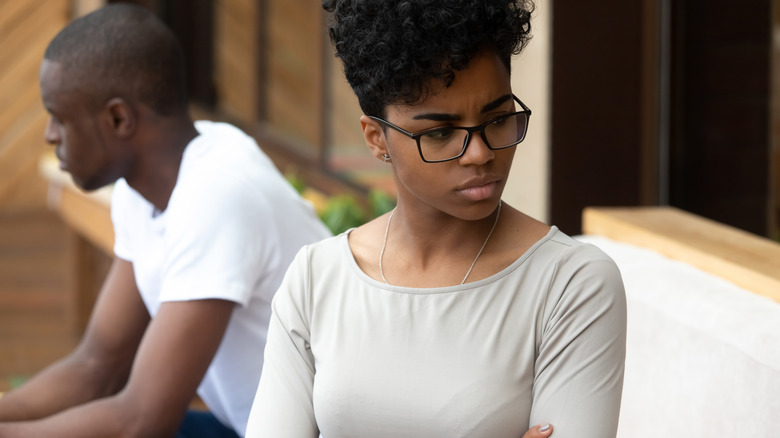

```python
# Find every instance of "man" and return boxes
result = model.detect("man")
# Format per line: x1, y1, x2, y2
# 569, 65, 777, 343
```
0, 4, 330, 437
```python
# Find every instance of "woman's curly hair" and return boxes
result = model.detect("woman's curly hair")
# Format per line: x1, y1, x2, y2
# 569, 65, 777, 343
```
322, 0, 534, 117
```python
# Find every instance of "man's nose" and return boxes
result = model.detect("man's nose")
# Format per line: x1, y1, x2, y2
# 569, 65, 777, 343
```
44, 117, 60, 145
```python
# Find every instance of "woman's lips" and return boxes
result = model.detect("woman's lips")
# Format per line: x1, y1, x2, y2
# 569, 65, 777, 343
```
456, 180, 499, 201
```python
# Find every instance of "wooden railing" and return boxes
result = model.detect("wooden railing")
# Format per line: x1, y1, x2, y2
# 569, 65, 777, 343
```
39, 153, 114, 254
582, 206, 780, 303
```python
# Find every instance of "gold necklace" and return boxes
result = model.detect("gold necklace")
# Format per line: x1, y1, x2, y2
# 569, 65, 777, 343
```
378, 201, 502, 285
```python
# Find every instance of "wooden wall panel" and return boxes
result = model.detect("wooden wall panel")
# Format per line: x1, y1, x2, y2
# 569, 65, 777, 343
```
214, 0, 258, 125
0, 109, 49, 212
550, 1, 645, 235
773, 0, 780, 240
266, 0, 322, 149
669, 0, 771, 236
0, 0, 69, 212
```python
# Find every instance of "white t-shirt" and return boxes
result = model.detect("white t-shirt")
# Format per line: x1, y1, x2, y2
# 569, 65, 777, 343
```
111, 120, 331, 436
246, 227, 626, 438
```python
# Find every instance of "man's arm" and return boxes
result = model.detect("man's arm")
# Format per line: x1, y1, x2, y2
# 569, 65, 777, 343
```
0, 259, 237, 438
0, 258, 149, 421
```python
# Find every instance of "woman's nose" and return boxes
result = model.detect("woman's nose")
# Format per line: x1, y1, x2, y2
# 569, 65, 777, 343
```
458, 131, 494, 165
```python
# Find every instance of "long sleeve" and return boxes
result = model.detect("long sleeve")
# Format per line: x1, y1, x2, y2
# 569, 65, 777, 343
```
529, 244, 627, 437
245, 247, 319, 438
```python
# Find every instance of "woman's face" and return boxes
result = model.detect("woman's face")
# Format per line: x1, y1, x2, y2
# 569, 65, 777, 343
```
372, 50, 520, 221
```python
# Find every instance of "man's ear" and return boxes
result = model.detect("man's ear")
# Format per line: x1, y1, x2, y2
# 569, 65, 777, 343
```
360, 115, 390, 162
104, 97, 136, 139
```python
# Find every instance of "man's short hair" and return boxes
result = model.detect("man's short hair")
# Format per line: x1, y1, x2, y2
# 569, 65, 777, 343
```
323, 0, 534, 118
44, 3, 188, 115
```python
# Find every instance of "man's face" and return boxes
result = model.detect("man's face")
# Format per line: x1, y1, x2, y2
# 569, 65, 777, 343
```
39, 59, 122, 191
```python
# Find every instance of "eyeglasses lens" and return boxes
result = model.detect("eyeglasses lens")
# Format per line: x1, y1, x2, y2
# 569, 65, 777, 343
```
419, 113, 528, 162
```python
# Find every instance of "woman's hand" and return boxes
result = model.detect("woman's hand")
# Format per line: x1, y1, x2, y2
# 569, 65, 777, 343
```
523, 423, 553, 438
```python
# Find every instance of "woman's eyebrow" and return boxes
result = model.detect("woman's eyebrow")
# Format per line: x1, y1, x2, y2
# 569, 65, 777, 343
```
412, 112, 460, 122
481, 94, 513, 113
411, 94, 513, 122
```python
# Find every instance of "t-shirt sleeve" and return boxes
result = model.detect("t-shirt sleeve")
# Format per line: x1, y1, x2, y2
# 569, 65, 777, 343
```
530, 244, 627, 437
245, 246, 319, 437
159, 171, 278, 306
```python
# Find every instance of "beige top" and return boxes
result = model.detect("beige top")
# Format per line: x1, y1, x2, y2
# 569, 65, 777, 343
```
246, 227, 626, 438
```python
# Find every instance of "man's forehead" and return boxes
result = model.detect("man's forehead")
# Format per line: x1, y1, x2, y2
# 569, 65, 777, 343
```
40, 59, 69, 89
40, 59, 90, 109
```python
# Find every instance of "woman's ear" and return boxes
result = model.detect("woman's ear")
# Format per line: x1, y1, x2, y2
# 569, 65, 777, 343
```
104, 97, 136, 139
360, 115, 390, 162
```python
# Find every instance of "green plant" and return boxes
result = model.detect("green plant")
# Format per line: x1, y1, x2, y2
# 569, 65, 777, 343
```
9, 375, 27, 389
368, 189, 395, 218
284, 169, 396, 235
318, 189, 396, 235
284, 171, 306, 195
319, 195, 367, 235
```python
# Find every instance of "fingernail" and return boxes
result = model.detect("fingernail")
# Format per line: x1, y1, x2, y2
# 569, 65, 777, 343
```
539, 424, 551, 432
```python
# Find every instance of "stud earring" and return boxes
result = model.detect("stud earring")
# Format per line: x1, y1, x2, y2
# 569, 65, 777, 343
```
382, 153, 391, 162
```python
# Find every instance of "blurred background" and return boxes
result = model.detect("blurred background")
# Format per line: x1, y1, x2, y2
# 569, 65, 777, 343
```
0, 0, 778, 391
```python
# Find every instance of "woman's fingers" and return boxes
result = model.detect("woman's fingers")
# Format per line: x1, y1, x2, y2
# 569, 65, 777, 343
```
522, 423, 553, 438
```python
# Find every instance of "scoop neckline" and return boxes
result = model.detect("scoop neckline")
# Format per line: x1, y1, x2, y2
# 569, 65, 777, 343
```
340, 225, 559, 294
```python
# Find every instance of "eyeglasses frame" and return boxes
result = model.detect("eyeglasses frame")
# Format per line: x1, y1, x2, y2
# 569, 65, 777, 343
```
368, 95, 532, 163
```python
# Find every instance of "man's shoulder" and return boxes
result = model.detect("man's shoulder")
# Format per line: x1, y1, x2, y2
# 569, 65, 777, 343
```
182, 121, 279, 186
111, 177, 151, 212
191, 120, 265, 161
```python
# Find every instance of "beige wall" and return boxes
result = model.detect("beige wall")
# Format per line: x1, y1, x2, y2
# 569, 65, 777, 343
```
506, 0, 550, 223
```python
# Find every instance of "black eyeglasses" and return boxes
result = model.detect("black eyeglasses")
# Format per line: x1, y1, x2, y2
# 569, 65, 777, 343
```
369, 95, 531, 163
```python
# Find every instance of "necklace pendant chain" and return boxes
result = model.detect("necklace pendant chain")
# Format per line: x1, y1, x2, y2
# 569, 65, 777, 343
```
378, 208, 394, 284
378, 201, 502, 286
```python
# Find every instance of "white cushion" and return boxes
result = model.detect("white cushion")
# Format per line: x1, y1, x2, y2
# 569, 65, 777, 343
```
576, 235, 780, 437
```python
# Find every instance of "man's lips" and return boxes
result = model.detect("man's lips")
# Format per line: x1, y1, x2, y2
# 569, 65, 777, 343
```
55, 151, 67, 170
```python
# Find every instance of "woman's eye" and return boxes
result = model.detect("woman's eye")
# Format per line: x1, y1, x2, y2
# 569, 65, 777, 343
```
423, 128, 454, 141
492, 115, 510, 126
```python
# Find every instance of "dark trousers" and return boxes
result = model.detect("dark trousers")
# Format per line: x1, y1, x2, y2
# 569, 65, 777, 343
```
175, 410, 240, 438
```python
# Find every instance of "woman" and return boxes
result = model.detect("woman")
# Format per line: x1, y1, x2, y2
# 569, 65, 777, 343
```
246, 1, 626, 437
